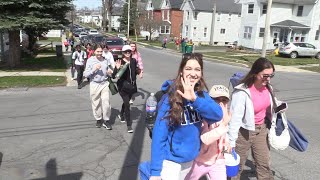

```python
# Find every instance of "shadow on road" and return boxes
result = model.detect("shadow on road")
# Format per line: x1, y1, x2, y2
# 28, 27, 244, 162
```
118, 88, 150, 180
0, 152, 3, 168
30, 158, 83, 180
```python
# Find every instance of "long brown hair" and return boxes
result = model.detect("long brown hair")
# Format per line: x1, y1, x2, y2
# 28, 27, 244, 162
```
241, 57, 275, 87
168, 53, 208, 126
130, 42, 138, 54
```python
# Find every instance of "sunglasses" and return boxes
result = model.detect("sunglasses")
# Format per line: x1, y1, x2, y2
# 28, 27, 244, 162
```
123, 50, 132, 54
212, 97, 229, 103
262, 73, 275, 79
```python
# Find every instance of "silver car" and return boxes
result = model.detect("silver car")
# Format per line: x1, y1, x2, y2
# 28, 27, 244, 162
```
279, 42, 320, 59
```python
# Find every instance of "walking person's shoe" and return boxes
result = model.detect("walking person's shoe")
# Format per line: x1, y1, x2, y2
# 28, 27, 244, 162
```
77, 84, 82, 89
129, 99, 133, 105
127, 126, 133, 133
103, 121, 112, 130
96, 120, 103, 128
118, 114, 126, 123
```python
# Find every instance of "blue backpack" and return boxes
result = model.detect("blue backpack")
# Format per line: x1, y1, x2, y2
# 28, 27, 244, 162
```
229, 72, 245, 89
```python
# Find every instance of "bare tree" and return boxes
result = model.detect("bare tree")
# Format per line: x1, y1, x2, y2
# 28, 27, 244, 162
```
102, 0, 119, 32
139, 9, 161, 41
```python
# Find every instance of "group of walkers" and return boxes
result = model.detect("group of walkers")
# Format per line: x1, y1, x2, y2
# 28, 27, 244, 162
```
67, 41, 144, 133
139, 54, 284, 180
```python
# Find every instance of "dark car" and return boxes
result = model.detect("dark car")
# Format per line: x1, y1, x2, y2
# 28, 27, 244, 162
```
103, 37, 125, 59
92, 35, 107, 45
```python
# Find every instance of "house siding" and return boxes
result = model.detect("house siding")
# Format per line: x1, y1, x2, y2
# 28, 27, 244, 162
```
171, 10, 183, 38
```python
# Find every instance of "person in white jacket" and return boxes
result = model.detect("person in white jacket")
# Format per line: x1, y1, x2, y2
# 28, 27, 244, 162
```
228, 58, 277, 180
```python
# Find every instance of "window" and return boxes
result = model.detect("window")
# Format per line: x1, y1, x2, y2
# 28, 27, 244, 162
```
315, 30, 319, 40
186, 11, 190, 20
259, 28, 265, 37
193, 11, 198, 20
220, 29, 226, 34
185, 25, 188, 36
193, 27, 197, 37
217, 13, 221, 21
297, 6, 303, 16
160, 25, 170, 34
204, 27, 207, 37
150, 3, 153, 7
162, 10, 169, 20
262, 4, 267, 14
248, 4, 254, 13
228, 14, 231, 22
244, 26, 252, 39
165, 0, 168, 6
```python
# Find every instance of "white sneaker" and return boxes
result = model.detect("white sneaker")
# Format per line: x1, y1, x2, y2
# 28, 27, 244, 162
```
129, 99, 133, 105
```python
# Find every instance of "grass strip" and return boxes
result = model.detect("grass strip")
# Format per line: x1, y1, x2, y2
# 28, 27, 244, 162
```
0, 76, 66, 89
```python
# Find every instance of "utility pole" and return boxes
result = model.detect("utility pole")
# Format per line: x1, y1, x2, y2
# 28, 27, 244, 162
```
127, 0, 131, 39
261, 0, 273, 57
209, 0, 216, 45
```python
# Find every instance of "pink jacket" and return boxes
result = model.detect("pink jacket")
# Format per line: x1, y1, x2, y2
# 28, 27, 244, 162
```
195, 120, 229, 165
132, 52, 143, 71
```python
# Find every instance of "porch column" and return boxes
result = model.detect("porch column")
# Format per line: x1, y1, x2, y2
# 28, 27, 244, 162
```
288, 28, 292, 42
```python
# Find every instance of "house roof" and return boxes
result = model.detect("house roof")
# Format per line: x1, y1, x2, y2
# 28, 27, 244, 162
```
271, 20, 310, 29
190, 0, 241, 14
169, 0, 184, 9
152, 0, 162, 10
259, 0, 317, 5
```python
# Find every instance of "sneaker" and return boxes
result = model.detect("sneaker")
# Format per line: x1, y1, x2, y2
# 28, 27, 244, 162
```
103, 121, 112, 130
118, 115, 125, 123
77, 85, 82, 89
127, 126, 133, 133
129, 99, 133, 105
96, 120, 103, 128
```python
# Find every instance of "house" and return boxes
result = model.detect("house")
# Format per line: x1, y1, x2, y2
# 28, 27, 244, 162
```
78, 12, 103, 27
180, 0, 242, 45
110, 6, 123, 31
145, 0, 184, 39
238, 0, 320, 50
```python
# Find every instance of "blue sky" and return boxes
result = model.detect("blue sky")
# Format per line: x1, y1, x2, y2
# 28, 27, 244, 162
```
73, 0, 102, 9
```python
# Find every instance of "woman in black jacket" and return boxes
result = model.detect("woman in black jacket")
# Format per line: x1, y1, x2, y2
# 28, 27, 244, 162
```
113, 45, 140, 133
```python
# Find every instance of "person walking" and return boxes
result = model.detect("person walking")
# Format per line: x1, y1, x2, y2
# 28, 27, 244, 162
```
112, 45, 142, 133
64, 38, 69, 52
175, 37, 180, 51
129, 42, 143, 104
83, 44, 113, 129
85, 43, 95, 82
72, 44, 87, 89
228, 58, 282, 180
185, 85, 231, 180
138, 53, 223, 180
102, 44, 115, 69
162, 36, 167, 49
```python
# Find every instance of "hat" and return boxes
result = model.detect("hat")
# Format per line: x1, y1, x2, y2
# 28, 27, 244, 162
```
209, 85, 230, 99
122, 45, 131, 51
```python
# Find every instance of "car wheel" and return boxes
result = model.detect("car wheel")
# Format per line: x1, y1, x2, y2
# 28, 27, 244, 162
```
290, 52, 298, 59
316, 52, 320, 59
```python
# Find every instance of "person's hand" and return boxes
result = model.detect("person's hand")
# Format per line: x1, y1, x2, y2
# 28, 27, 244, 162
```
115, 59, 122, 69
139, 71, 143, 79
95, 63, 101, 71
107, 69, 113, 75
177, 76, 197, 101
225, 143, 233, 153
149, 176, 161, 180
219, 102, 231, 126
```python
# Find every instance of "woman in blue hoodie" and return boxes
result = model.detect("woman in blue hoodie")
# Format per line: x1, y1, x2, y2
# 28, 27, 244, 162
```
139, 53, 223, 180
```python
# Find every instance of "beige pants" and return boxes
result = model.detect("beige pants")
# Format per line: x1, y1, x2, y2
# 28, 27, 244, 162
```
89, 81, 111, 121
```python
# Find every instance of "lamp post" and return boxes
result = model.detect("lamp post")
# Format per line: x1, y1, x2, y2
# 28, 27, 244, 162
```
127, 0, 130, 40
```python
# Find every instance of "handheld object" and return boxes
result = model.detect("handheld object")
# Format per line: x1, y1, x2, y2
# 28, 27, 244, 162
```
275, 103, 287, 113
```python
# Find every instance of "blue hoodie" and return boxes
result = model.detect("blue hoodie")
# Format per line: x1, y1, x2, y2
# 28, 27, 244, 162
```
150, 80, 223, 176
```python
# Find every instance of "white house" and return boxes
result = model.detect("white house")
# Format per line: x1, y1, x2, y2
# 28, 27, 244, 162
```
110, 6, 122, 31
180, 0, 242, 45
78, 12, 103, 27
238, 0, 320, 50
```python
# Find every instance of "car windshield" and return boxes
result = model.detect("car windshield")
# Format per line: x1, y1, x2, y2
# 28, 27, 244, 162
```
118, 34, 125, 37
90, 30, 98, 33
105, 39, 124, 46
95, 36, 105, 42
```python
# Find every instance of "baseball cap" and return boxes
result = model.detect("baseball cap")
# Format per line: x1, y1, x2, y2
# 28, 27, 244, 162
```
209, 85, 230, 99
122, 45, 131, 51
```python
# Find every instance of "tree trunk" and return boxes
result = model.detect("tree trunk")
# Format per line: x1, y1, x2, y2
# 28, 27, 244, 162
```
8, 30, 21, 68
107, 1, 112, 33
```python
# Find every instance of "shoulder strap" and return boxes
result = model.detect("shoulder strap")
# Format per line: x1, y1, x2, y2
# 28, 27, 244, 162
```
266, 84, 277, 111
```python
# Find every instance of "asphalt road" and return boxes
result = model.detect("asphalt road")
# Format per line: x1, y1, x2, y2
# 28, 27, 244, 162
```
0, 47, 319, 180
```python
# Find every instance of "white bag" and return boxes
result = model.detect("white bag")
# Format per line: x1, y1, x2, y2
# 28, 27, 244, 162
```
268, 112, 290, 150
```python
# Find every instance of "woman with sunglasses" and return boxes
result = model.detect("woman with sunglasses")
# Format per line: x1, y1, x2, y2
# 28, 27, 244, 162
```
113, 45, 141, 133
139, 53, 223, 180
227, 57, 277, 180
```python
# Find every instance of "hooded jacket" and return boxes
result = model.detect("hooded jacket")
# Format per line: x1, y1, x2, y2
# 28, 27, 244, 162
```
150, 80, 223, 176
228, 83, 276, 147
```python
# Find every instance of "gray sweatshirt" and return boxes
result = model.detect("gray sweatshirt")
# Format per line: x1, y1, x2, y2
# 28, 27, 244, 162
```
84, 56, 111, 84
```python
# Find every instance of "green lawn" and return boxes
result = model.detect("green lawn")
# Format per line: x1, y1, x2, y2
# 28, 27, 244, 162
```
204, 52, 320, 66
300, 66, 320, 73
39, 37, 62, 42
0, 76, 66, 89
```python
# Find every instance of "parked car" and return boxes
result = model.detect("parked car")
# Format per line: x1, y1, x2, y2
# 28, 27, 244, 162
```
117, 34, 127, 42
227, 41, 238, 48
79, 32, 88, 39
92, 35, 107, 45
88, 29, 99, 35
279, 42, 320, 59
103, 37, 125, 59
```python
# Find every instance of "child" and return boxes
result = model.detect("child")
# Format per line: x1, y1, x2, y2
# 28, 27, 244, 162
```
185, 85, 231, 180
